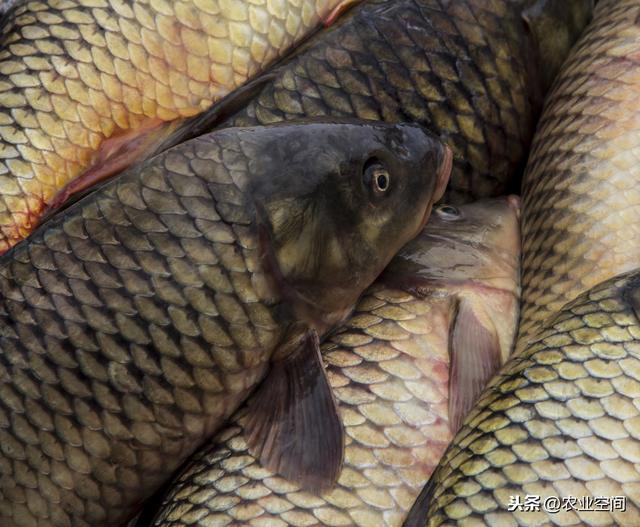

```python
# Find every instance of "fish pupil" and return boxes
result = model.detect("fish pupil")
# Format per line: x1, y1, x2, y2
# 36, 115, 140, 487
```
376, 173, 389, 191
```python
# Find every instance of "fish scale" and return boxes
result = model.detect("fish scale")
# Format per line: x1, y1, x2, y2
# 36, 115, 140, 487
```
139, 198, 521, 527
0, 118, 449, 527
410, 270, 640, 527
0, 0, 349, 252
0, 130, 282, 527
519, 0, 640, 344
146, 286, 456, 527
222, 0, 591, 204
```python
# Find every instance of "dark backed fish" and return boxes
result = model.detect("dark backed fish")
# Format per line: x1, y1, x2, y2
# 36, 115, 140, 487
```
193, 0, 595, 204
0, 120, 450, 526
139, 197, 521, 527
0, 0, 358, 252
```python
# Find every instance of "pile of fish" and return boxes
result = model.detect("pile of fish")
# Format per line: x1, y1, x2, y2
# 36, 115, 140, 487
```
0, 0, 638, 526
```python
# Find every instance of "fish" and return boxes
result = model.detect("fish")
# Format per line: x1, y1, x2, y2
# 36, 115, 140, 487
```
135, 196, 521, 527
519, 0, 640, 344
0, 0, 359, 253
0, 119, 451, 527
187, 0, 595, 205
0, 0, 14, 16
405, 269, 640, 527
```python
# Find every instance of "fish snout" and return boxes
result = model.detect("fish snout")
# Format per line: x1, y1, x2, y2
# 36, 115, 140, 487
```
434, 145, 453, 203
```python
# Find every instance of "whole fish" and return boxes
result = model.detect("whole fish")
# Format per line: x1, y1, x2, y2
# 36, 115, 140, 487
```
519, 0, 640, 344
0, 0, 358, 253
202, 0, 595, 204
0, 120, 451, 527
406, 270, 640, 527
138, 197, 521, 527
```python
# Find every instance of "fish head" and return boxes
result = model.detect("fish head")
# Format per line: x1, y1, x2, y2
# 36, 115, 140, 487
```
251, 120, 451, 330
384, 196, 522, 367
387, 196, 522, 297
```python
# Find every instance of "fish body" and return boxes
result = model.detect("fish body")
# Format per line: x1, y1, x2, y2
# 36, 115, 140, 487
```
140, 197, 521, 527
217, 0, 594, 204
0, 0, 356, 252
408, 270, 640, 527
519, 0, 640, 343
0, 120, 449, 527
0, 0, 14, 16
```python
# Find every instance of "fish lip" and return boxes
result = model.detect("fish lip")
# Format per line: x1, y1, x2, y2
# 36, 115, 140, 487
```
434, 145, 453, 203
417, 145, 453, 232
418, 202, 432, 232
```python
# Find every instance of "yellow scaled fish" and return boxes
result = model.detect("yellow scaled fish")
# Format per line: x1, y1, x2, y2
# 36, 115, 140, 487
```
0, 0, 356, 252
519, 0, 640, 344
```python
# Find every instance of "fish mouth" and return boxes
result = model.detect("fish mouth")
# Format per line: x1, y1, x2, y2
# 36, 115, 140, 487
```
434, 145, 453, 203
418, 202, 433, 232
417, 145, 453, 232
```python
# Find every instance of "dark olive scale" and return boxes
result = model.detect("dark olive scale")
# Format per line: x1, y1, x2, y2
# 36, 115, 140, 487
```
0, 121, 447, 527
221, 0, 593, 204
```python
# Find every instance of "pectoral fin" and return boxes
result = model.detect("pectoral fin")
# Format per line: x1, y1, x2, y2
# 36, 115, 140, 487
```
244, 330, 344, 493
448, 298, 502, 433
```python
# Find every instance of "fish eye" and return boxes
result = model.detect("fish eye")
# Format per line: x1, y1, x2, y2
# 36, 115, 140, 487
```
363, 160, 391, 195
436, 204, 461, 220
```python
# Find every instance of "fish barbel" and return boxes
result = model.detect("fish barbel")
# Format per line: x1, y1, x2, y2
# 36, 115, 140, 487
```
0, 0, 358, 252
138, 196, 521, 527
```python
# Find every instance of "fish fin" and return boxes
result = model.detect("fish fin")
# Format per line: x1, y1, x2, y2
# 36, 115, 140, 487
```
152, 73, 277, 153
402, 475, 437, 527
448, 298, 502, 433
244, 329, 344, 493
45, 118, 181, 213
323, 0, 360, 26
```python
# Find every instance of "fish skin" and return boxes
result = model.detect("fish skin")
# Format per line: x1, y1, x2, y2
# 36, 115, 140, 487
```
220, 0, 593, 204
519, 0, 640, 345
407, 270, 640, 527
138, 197, 521, 527
0, 0, 14, 16
0, 119, 449, 527
0, 0, 356, 253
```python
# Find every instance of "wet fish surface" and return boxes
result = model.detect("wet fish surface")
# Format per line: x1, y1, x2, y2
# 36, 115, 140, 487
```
137, 197, 521, 527
406, 269, 640, 527
519, 0, 640, 344
215, 0, 594, 204
0, 120, 450, 527
0, 0, 356, 253
0, 0, 15, 16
